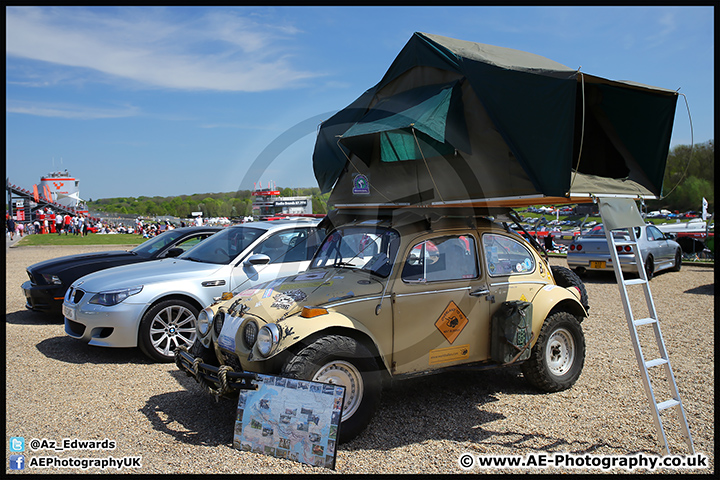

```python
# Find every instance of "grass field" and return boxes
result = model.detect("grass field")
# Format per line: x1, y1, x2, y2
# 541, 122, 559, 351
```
14, 233, 146, 247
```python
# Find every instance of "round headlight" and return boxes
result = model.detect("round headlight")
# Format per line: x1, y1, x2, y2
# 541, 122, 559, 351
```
243, 321, 258, 349
197, 308, 212, 336
213, 310, 225, 336
256, 323, 281, 357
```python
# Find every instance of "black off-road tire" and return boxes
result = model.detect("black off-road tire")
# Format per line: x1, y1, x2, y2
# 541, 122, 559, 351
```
281, 335, 382, 444
521, 311, 585, 392
139, 299, 199, 362
551, 265, 590, 311
644, 255, 655, 280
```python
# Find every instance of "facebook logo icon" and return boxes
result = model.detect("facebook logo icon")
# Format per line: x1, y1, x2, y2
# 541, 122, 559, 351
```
10, 436, 25, 452
9, 455, 25, 470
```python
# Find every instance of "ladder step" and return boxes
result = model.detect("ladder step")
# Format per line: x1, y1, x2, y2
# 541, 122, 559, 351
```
624, 278, 647, 286
657, 399, 681, 411
645, 358, 668, 368
633, 317, 658, 327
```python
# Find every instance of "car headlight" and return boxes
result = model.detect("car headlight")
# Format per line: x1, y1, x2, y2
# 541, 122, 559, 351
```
256, 323, 280, 357
41, 274, 62, 285
243, 320, 258, 349
88, 286, 143, 306
197, 308, 213, 336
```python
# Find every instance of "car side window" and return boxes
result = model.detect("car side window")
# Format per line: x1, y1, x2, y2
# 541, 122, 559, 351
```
647, 225, 664, 241
402, 235, 478, 283
172, 234, 213, 253
254, 228, 323, 264
483, 233, 535, 277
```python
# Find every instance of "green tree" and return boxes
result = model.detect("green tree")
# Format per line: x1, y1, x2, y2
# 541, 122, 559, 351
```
647, 140, 714, 213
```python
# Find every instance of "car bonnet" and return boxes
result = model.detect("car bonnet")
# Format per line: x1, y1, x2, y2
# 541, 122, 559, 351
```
69, 257, 225, 292
227, 268, 385, 322
28, 250, 134, 274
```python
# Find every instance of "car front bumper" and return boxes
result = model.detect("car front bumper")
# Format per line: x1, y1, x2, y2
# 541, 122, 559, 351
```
22, 281, 64, 313
62, 295, 145, 348
175, 347, 258, 396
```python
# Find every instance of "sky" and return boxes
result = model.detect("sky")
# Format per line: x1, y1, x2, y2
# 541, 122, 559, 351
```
5, 6, 714, 201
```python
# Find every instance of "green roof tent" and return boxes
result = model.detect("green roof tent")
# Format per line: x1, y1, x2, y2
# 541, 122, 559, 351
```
312, 32, 679, 209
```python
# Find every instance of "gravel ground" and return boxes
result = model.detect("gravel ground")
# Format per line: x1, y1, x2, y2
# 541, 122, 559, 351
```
5, 245, 714, 474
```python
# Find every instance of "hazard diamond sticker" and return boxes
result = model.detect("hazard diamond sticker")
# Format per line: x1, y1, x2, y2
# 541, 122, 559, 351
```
434, 301, 469, 344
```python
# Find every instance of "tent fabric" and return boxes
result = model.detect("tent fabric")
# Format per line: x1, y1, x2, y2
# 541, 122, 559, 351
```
339, 81, 467, 164
312, 32, 678, 209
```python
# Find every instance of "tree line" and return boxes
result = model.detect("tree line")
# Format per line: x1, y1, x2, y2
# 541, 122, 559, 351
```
645, 140, 714, 214
88, 141, 713, 218
88, 187, 330, 218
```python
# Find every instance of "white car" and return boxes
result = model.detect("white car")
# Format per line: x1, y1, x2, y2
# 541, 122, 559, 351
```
63, 218, 324, 361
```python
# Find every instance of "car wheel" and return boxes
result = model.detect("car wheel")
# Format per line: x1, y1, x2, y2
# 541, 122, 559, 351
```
551, 265, 589, 311
139, 299, 199, 362
644, 255, 654, 280
672, 249, 682, 272
281, 335, 382, 444
521, 311, 585, 392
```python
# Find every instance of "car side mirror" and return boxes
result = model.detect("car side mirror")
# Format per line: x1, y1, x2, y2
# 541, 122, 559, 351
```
166, 247, 184, 258
244, 253, 271, 266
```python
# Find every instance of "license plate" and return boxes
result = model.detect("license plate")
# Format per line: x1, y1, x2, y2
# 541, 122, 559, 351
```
590, 261, 606, 269
62, 304, 75, 321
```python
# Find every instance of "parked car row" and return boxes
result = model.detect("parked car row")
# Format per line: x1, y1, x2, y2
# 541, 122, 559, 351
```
23, 226, 223, 314
23, 220, 323, 360
22, 208, 594, 444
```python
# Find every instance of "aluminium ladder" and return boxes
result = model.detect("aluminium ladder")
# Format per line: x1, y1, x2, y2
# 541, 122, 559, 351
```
597, 197, 694, 455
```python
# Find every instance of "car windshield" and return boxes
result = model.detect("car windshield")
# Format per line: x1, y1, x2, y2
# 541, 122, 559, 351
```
309, 225, 400, 277
131, 229, 189, 258
180, 226, 264, 265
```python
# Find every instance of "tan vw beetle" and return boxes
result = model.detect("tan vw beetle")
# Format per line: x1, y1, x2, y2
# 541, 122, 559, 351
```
176, 208, 589, 443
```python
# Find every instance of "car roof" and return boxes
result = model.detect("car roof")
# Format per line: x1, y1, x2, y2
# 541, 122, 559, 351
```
229, 218, 322, 233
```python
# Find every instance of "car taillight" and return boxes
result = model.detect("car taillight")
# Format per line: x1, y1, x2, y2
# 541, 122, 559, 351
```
617, 245, 632, 253
574, 244, 582, 251
569, 244, 575, 251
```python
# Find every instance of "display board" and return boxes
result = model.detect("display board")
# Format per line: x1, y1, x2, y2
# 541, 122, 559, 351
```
233, 374, 345, 470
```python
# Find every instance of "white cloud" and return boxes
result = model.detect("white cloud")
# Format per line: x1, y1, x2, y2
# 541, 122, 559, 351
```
5, 6, 320, 92
6, 100, 140, 119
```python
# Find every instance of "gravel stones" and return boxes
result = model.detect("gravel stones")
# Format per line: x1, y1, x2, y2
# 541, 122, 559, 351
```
5, 246, 714, 474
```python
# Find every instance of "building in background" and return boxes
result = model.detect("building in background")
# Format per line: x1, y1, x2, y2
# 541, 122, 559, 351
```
251, 183, 312, 218
39, 170, 83, 208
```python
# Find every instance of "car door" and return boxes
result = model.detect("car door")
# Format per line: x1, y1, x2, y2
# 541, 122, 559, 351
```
481, 231, 546, 327
390, 232, 491, 375
645, 225, 674, 264
229, 227, 323, 292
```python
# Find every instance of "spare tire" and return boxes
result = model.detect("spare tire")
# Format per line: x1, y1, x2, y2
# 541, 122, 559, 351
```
551, 265, 589, 311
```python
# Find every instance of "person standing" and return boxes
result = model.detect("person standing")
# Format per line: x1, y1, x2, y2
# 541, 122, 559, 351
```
77, 214, 85, 237
56, 213, 64, 234
64, 213, 72, 234
6, 214, 16, 240
39, 209, 46, 234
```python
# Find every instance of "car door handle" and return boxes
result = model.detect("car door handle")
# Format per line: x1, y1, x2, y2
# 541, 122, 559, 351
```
469, 288, 490, 297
